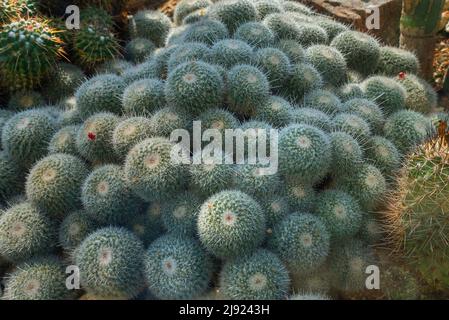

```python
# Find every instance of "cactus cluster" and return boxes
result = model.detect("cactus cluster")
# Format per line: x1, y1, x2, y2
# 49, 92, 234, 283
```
0, 0, 446, 301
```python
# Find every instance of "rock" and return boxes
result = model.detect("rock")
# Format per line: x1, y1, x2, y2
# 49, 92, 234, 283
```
301, 0, 402, 45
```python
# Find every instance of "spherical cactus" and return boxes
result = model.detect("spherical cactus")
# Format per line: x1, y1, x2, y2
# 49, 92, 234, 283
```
3, 257, 72, 300
303, 89, 343, 115
283, 1, 314, 15
8, 90, 45, 111
281, 63, 322, 103
315, 16, 349, 41
277, 39, 305, 64
376, 46, 420, 76
167, 42, 210, 71
75, 74, 125, 118
41, 63, 85, 103
0, 202, 56, 263
197, 190, 266, 259
234, 22, 275, 48
365, 136, 401, 176
329, 240, 376, 293
290, 108, 333, 132
331, 31, 380, 76
337, 163, 387, 211
96, 59, 133, 76
183, 19, 229, 45
254, 95, 293, 128
0, 17, 65, 91
189, 153, 235, 197
26, 153, 89, 219
227, 64, 270, 117
129, 10, 172, 47
219, 249, 290, 300
112, 117, 153, 161
0, 109, 14, 142
333, 113, 372, 141
278, 124, 332, 184
144, 234, 213, 299
149, 107, 191, 138
384, 137, 449, 291
293, 22, 328, 48
0, 151, 23, 204
383, 110, 431, 154
161, 191, 202, 236
59, 97, 82, 126
361, 76, 406, 116
124, 38, 156, 63
397, 73, 437, 114
122, 78, 166, 116
337, 83, 365, 102
253, 0, 283, 19
0, 0, 38, 23
73, 23, 120, 68
283, 179, 316, 212
315, 190, 363, 241
197, 108, 240, 134
234, 163, 281, 199
342, 98, 385, 134
255, 47, 292, 88
174, 0, 213, 25
305, 45, 347, 86
209, 0, 258, 34
165, 61, 224, 115
126, 209, 164, 247
76, 227, 145, 299
82, 165, 142, 225
48, 125, 80, 156
260, 194, 291, 228
268, 212, 330, 274
182, 7, 210, 24
76, 112, 120, 164
124, 137, 188, 202
357, 214, 383, 245
58, 210, 97, 251
2, 109, 58, 168
209, 39, 253, 69
329, 131, 364, 176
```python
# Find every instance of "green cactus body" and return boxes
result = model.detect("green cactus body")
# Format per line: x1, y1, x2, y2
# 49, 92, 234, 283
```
279, 124, 332, 184
144, 234, 213, 299
0, 202, 56, 263
197, 190, 266, 259
58, 210, 97, 251
333, 113, 372, 141
331, 31, 380, 76
329, 131, 364, 177
183, 19, 229, 45
365, 136, 401, 177
76, 112, 120, 164
75, 74, 125, 118
305, 45, 347, 86
0, 151, 23, 203
42, 63, 85, 103
8, 90, 45, 111
234, 22, 275, 48
1, 109, 58, 168
209, 0, 258, 34
161, 191, 202, 237
255, 47, 292, 88
112, 117, 153, 161
277, 39, 305, 64
26, 153, 88, 219
3, 257, 73, 300
281, 63, 322, 103
385, 138, 449, 291
254, 95, 293, 128
290, 108, 333, 132
227, 64, 270, 117
124, 137, 188, 202
219, 249, 290, 300
210, 39, 253, 69
303, 89, 343, 115
0, 17, 65, 91
76, 227, 145, 299
48, 125, 80, 156
376, 46, 420, 76
342, 98, 385, 134
174, 0, 213, 25
165, 61, 224, 115
82, 164, 142, 225
268, 212, 330, 274
125, 38, 156, 64
129, 10, 172, 47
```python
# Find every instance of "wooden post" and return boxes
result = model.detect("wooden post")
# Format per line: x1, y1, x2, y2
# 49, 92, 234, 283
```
399, 0, 445, 80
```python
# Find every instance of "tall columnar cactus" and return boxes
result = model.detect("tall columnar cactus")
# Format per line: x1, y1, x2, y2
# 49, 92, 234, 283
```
399, 0, 445, 80
384, 134, 449, 291
0, 17, 65, 92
